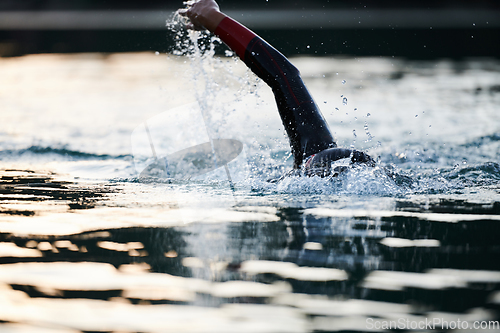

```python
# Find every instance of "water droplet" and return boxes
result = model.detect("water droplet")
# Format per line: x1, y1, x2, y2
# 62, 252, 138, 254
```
366, 113, 371, 117
155, 51, 160, 55
352, 129, 357, 137
341, 80, 346, 84
429, 125, 432, 127
342, 97, 348, 105
324, 101, 327, 104
415, 114, 418, 117
363, 121, 375, 141
306, 45, 310, 49
354, 108, 357, 111
335, 107, 339, 111
354, 117, 357, 120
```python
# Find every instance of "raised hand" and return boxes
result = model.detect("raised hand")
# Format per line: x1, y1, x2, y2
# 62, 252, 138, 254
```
177, 0, 225, 32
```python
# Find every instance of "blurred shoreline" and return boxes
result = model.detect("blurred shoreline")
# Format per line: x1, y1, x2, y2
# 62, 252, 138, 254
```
0, 1, 499, 58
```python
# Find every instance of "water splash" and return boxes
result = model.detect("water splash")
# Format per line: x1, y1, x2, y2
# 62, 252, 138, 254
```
364, 122, 375, 142
168, 14, 240, 141
263, 160, 500, 197
269, 165, 404, 196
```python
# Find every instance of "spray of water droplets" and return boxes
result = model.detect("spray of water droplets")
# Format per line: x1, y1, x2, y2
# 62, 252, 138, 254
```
364, 121, 375, 142
167, 13, 255, 139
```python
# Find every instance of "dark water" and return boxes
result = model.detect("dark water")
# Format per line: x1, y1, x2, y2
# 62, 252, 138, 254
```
0, 163, 499, 332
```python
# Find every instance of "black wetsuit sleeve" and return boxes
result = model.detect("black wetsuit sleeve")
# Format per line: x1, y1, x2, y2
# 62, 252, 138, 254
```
215, 17, 336, 168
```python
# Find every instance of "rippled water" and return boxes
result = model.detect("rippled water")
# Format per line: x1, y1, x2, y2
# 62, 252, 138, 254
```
0, 31, 499, 332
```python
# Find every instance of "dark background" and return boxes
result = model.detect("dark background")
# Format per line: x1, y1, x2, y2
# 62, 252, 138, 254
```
1, 0, 498, 11
0, 0, 499, 59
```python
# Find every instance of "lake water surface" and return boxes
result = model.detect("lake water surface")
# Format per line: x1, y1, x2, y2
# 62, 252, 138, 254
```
0, 31, 499, 332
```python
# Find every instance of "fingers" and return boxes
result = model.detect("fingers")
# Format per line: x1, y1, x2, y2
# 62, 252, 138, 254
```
177, 0, 220, 31
177, 7, 196, 29
177, 7, 205, 30
185, 23, 205, 31
179, 0, 198, 16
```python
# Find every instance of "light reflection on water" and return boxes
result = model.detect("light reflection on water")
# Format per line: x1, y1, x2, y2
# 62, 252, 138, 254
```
0, 170, 499, 332
0, 51, 499, 332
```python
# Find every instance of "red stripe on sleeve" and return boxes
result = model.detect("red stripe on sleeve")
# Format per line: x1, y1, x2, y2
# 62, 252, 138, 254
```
214, 17, 257, 61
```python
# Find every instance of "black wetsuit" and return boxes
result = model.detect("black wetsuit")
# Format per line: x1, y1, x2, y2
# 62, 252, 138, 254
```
215, 17, 374, 175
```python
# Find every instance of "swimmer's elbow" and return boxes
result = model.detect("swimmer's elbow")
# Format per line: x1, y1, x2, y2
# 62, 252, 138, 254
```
282, 61, 301, 79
